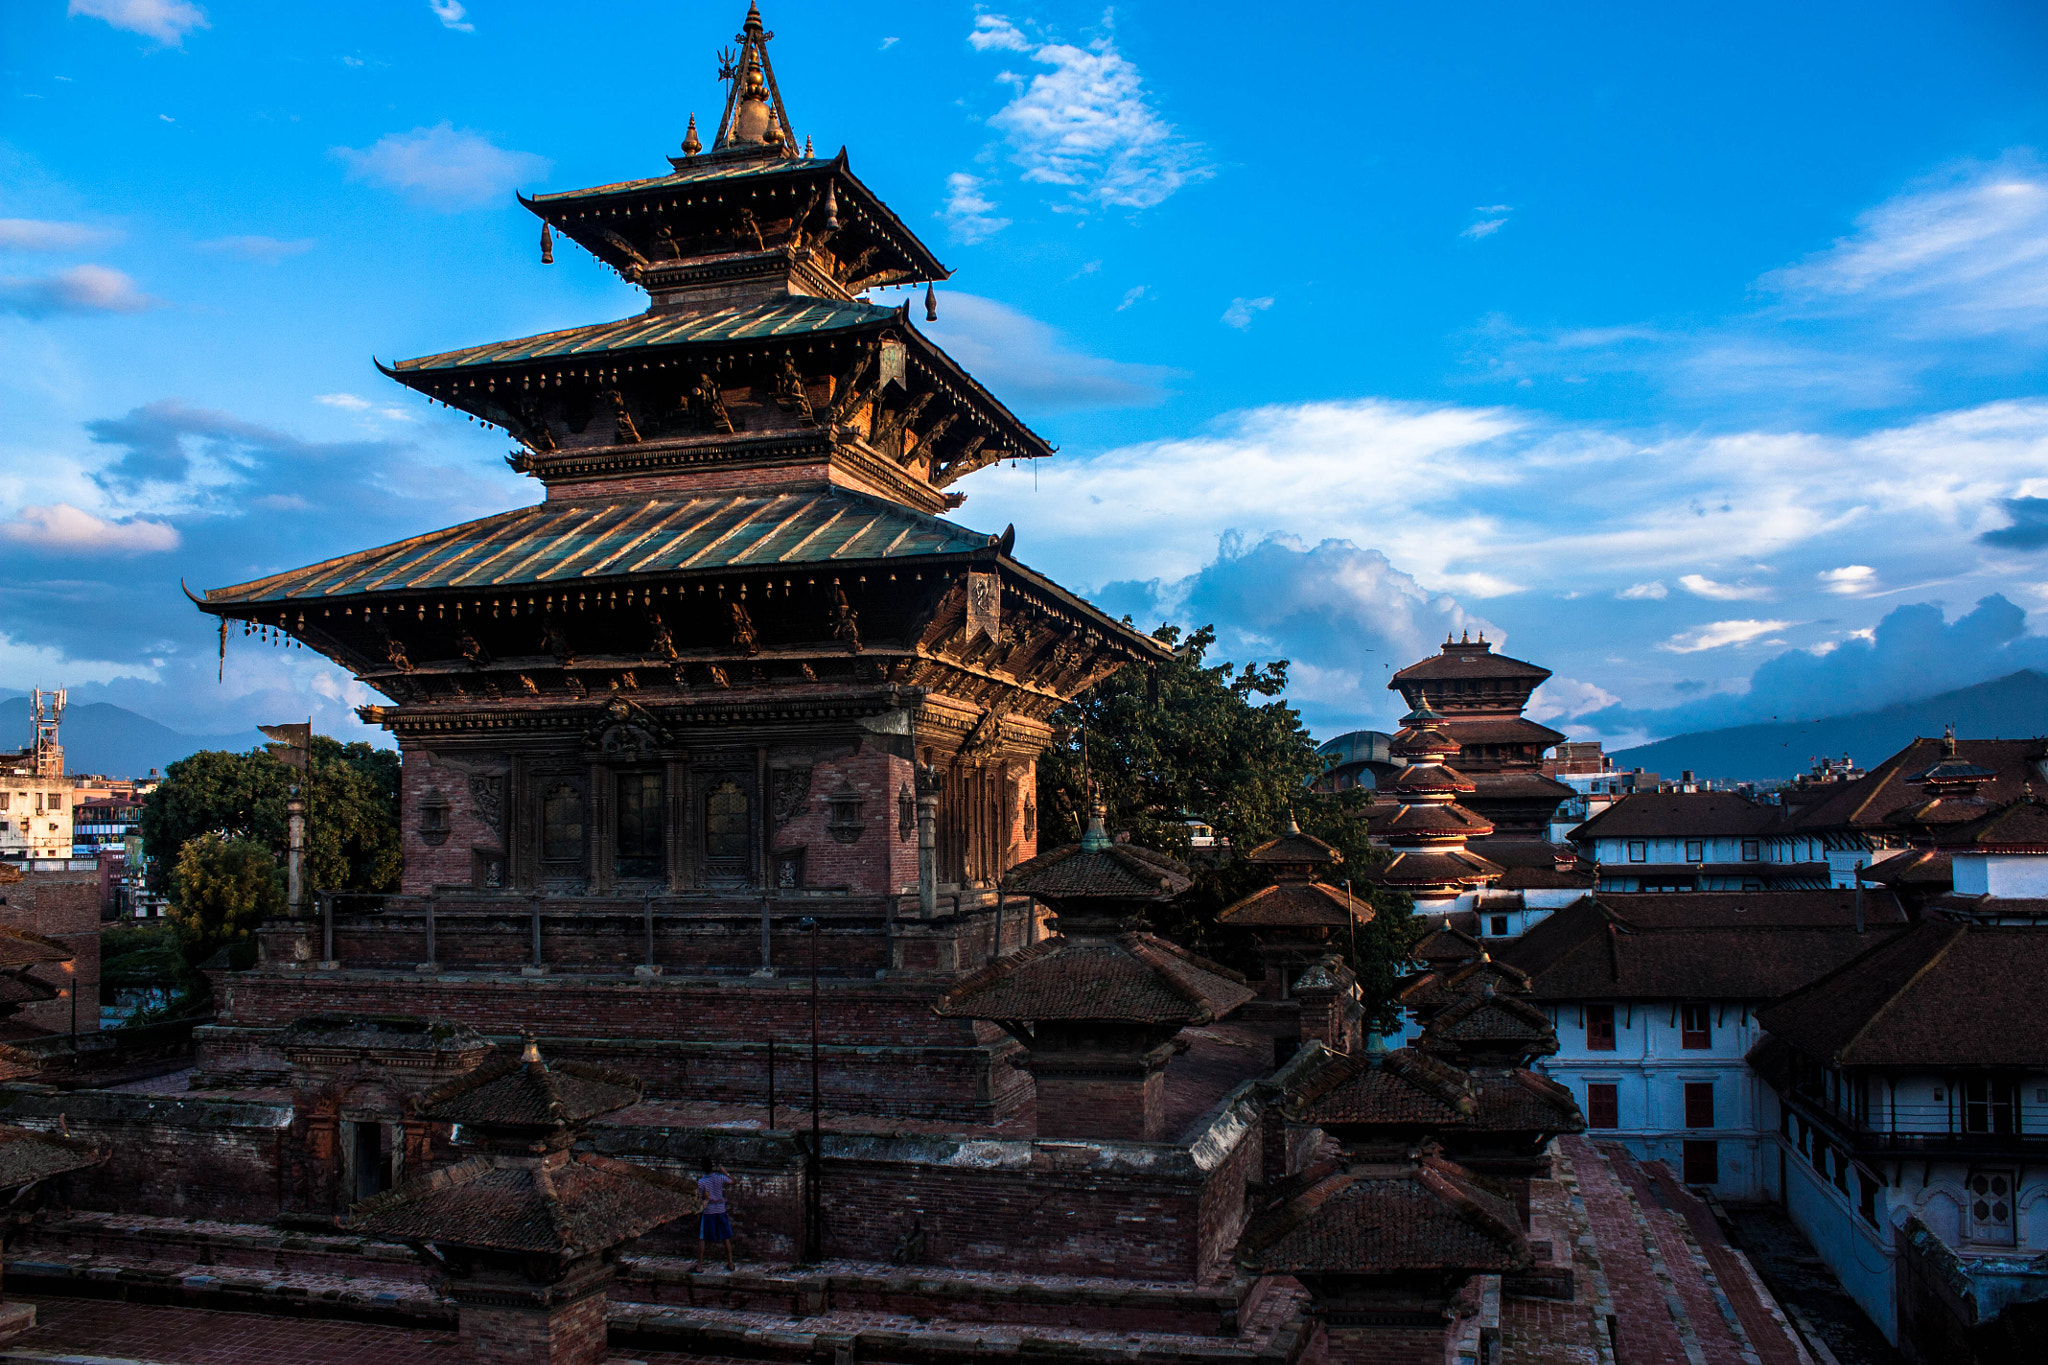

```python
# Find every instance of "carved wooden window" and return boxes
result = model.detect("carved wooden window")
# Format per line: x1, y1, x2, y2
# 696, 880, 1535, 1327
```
542, 784, 585, 864
1967, 1171, 2016, 1245
616, 772, 664, 879
705, 779, 751, 875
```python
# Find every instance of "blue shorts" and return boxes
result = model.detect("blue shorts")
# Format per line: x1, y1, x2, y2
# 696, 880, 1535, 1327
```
700, 1211, 733, 1243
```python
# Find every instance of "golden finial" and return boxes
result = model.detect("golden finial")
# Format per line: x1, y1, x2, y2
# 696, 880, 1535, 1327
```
682, 113, 702, 157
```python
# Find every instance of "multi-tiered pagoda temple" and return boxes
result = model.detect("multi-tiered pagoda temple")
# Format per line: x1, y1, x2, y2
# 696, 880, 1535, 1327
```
189, 6, 1162, 1125
1388, 634, 1571, 839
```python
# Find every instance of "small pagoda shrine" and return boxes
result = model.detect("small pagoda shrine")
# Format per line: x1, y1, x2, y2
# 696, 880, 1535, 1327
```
1235, 1143, 1529, 1364
350, 1038, 697, 1365
933, 810, 1254, 1141
1363, 697, 1502, 913
1290, 985, 1580, 1221
1395, 950, 1533, 1027
1895, 726, 2003, 829
1388, 634, 1571, 838
1215, 819, 1370, 1001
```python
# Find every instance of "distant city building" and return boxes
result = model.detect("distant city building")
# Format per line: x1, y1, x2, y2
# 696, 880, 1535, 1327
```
1503, 889, 1908, 1201
0, 691, 74, 862
1312, 729, 1399, 791
1570, 791, 1831, 892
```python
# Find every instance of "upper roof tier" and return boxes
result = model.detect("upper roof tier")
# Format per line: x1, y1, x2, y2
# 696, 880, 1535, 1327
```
1389, 634, 1552, 713
518, 6, 946, 309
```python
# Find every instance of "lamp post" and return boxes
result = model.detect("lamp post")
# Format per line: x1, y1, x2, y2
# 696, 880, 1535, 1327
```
797, 915, 823, 1264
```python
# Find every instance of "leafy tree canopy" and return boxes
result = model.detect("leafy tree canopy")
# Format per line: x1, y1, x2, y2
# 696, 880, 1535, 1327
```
168, 833, 286, 963
1036, 622, 1422, 1032
140, 735, 401, 897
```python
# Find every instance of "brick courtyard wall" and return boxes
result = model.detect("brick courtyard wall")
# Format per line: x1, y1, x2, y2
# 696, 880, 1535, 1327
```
0, 1089, 289, 1221
0, 870, 100, 1034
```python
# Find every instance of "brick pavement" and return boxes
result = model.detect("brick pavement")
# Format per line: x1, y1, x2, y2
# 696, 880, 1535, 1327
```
1546, 1137, 1811, 1365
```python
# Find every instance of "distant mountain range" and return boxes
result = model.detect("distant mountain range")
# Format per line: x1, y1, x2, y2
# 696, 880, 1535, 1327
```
0, 696, 264, 779
1607, 670, 2048, 784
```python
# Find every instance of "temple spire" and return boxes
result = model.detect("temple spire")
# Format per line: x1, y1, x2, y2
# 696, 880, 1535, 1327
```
713, 4, 797, 156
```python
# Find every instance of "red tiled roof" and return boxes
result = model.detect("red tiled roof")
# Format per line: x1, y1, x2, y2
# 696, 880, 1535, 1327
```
1932, 797, 2048, 851
1397, 956, 1532, 1014
1501, 892, 1909, 1002
932, 933, 1253, 1025
1370, 848, 1502, 889
0, 1123, 103, 1191
1244, 830, 1342, 868
1411, 918, 1485, 966
1439, 718, 1569, 748
1003, 841, 1191, 900
1572, 792, 1782, 841
350, 1150, 698, 1255
1756, 920, 2048, 1067
1236, 1152, 1531, 1277
1364, 803, 1494, 838
416, 1050, 643, 1130
1418, 991, 1559, 1062
1290, 1047, 1476, 1128
1217, 881, 1370, 929
1857, 849, 1952, 888
1790, 737, 2048, 834
0, 927, 72, 969
1391, 642, 1550, 687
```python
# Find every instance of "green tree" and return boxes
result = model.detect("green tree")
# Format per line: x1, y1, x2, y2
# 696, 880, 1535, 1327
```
168, 833, 286, 963
141, 735, 401, 897
1036, 622, 1424, 1032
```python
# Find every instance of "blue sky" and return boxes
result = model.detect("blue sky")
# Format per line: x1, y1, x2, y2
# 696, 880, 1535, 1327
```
5, 0, 2048, 754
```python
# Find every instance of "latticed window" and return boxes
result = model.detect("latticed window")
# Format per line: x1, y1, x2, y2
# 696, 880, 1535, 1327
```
1681, 1004, 1712, 1050
616, 772, 663, 878
706, 780, 750, 863
1968, 1171, 2016, 1245
542, 784, 584, 863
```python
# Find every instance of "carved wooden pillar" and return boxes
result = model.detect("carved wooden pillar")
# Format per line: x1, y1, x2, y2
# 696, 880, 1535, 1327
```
588, 762, 614, 895
664, 758, 689, 893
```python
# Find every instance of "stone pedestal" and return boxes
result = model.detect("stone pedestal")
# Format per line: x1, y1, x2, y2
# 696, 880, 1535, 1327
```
446, 1254, 615, 1365
1028, 1033, 1176, 1142
0, 1299, 33, 1345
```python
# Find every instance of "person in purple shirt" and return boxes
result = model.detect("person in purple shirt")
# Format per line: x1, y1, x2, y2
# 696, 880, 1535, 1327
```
695, 1161, 735, 1269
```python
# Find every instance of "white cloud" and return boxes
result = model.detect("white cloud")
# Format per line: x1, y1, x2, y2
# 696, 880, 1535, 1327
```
315, 393, 372, 411
0, 503, 178, 553
199, 235, 315, 263
0, 219, 121, 252
1761, 157, 2048, 339
1678, 572, 1773, 601
1619, 581, 1669, 600
1461, 219, 1508, 240
940, 172, 1009, 244
333, 123, 549, 211
0, 264, 156, 317
67, 0, 207, 46
1658, 619, 1796, 653
973, 16, 1208, 212
1526, 676, 1620, 722
0, 632, 159, 690
879, 36, 899, 50
1115, 285, 1146, 312
1222, 296, 1273, 329
1818, 564, 1878, 595
429, 0, 473, 32
917, 292, 1169, 410
968, 14, 1031, 52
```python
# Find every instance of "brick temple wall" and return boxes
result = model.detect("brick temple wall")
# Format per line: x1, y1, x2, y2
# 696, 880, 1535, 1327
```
398, 748, 500, 894
0, 1090, 290, 1221
0, 869, 100, 1034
